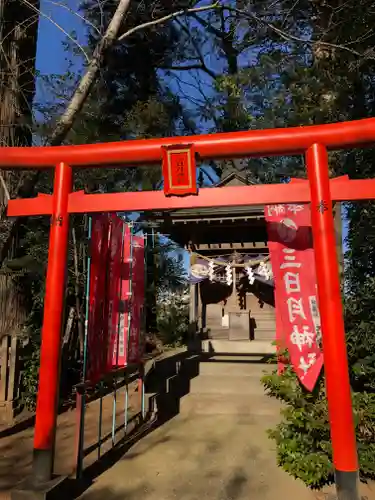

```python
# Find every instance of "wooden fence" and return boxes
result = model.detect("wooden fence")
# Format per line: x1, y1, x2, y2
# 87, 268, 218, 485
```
0, 335, 20, 424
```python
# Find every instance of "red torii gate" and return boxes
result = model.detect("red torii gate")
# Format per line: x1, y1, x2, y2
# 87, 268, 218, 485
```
4, 117, 375, 500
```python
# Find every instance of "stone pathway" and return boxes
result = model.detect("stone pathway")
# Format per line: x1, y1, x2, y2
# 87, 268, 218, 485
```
78, 357, 375, 500
77, 359, 311, 499
78, 411, 318, 500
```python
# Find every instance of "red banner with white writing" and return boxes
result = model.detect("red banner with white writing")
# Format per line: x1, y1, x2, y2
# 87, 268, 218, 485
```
126, 235, 145, 364
113, 225, 131, 366
265, 204, 323, 391
88, 219, 144, 372
107, 215, 124, 370
87, 214, 111, 383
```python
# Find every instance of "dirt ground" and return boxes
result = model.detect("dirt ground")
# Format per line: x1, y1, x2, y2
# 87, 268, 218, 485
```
0, 381, 140, 499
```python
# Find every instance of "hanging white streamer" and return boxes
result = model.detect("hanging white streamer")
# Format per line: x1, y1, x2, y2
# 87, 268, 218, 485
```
208, 260, 215, 281
225, 264, 232, 285
245, 266, 255, 285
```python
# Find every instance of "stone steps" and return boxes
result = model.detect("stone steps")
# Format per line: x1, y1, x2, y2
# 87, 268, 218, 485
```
145, 351, 281, 423
207, 328, 229, 340
190, 375, 268, 395
198, 360, 275, 377
253, 329, 275, 340
180, 359, 281, 418
200, 339, 275, 355
180, 392, 282, 418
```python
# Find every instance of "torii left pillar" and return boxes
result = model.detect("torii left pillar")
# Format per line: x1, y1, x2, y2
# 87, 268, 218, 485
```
12, 162, 72, 499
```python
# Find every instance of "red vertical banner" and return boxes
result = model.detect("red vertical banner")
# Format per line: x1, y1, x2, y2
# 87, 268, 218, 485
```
127, 235, 145, 364
106, 214, 124, 370
109, 226, 145, 367
265, 204, 323, 391
113, 224, 131, 367
87, 214, 110, 383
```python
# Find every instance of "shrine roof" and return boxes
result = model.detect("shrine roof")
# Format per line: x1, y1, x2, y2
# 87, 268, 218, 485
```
147, 170, 265, 221
151, 205, 264, 220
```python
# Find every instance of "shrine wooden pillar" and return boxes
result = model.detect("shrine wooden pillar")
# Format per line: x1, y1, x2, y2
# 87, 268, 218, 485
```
189, 283, 199, 336
188, 251, 199, 338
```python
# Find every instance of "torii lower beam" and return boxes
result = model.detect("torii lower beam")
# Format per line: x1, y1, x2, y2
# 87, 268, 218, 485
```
7, 176, 375, 217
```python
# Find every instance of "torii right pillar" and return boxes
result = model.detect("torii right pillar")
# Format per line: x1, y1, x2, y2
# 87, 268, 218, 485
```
307, 144, 359, 500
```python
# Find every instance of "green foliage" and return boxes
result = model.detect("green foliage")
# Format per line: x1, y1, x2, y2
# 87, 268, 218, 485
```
156, 288, 189, 347
262, 320, 375, 488
262, 361, 333, 488
145, 233, 188, 345
21, 336, 41, 411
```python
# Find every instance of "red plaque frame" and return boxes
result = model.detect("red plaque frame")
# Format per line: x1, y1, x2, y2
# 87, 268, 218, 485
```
162, 144, 197, 196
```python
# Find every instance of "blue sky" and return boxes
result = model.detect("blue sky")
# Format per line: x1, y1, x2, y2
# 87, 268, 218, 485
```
35, 0, 85, 96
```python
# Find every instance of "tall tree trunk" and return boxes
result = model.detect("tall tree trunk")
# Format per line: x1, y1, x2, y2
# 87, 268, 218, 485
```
0, 0, 39, 338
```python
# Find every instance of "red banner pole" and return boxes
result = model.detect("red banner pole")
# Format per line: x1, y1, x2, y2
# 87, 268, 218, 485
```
306, 144, 359, 500
32, 162, 72, 482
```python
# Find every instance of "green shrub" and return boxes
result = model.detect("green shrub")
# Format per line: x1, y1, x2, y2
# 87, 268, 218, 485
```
156, 288, 189, 347
21, 337, 41, 411
262, 344, 375, 488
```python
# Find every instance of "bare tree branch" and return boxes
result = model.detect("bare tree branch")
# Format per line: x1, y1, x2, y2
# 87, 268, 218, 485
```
117, 2, 220, 42
0, 172, 10, 203
191, 10, 225, 39
41, 0, 222, 146
21, 0, 91, 63
161, 62, 218, 79
49, 0, 132, 146
224, 5, 363, 58
171, 17, 219, 79
44, 0, 102, 36
161, 63, 207, 71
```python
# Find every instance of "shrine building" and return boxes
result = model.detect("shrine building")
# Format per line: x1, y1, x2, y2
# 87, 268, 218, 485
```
150, 172, 343, 355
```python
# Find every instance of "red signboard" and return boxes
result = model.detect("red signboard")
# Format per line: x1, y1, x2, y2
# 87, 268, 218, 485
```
127, 235, 145, 364
265, 204, 323, 390
88, 219, 145, 372
107, 215, 124, 370
112, 228, 145, 366
113, 224, 131, 366
87, 214, 110, 383
162, 144, 197, 196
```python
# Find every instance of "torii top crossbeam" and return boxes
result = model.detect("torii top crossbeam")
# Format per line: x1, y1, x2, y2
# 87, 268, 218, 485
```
0, 117, 375, 168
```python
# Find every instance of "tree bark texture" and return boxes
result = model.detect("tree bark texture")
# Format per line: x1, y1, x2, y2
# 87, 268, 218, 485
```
0, 0, 39, 338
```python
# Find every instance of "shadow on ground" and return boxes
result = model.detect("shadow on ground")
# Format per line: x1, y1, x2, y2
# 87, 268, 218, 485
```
7, 345, 280, 499
65, 349, 201, 499
75, 469, 252, 500
72, 486, 150, 500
